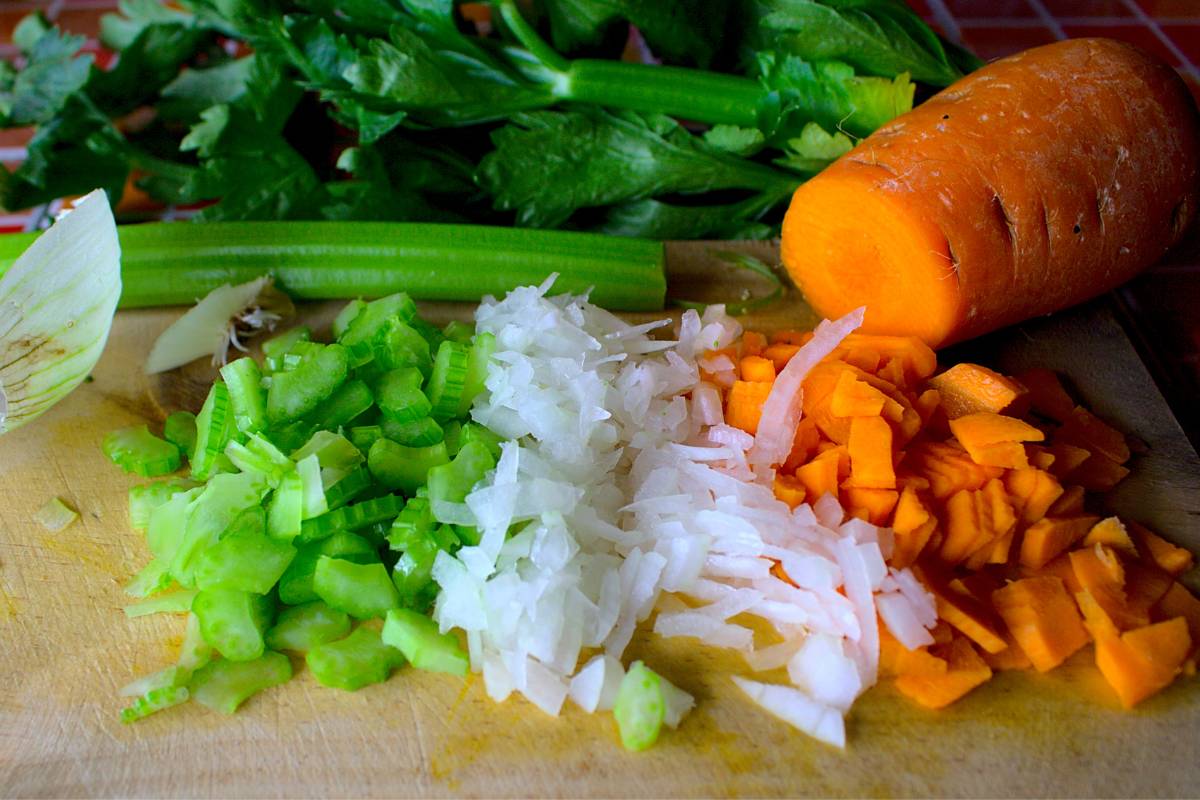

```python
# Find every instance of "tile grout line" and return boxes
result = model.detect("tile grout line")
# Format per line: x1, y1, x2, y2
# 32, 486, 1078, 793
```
1120, 0, 1200, 80
923, 0, 967, 44
1024, 0, 1068, 39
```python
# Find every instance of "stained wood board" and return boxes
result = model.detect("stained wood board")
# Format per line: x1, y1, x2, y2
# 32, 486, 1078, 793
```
1, 242, 1199, 798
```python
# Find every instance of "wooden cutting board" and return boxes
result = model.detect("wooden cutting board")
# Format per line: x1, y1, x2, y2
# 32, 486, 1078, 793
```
2, 243, 1198, 798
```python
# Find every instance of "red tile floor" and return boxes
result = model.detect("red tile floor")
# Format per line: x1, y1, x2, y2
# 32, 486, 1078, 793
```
3, 0, 1200, 439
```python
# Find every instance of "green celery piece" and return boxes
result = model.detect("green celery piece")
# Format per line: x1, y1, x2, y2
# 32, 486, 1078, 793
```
193, 588, 276, 662
456, 332, 494, 417
120, 685, 190, 723
450, 524, 479, 547
391, 547, 438, 602
267, 420, 316, 459
278, 532, 379, 606
313, 556, 400, 619
387, 497, 436, 551
614, 660, 666, 751
323, 466, 372, 510
442, 420, 463, 456
381, 608, 468, 676
338, 292, 418, 354
298, 494, 404, 544
380, 416, 443, 447
193, 511, 296, 594
189, 651, 292, 714
291, 431, 363, 472
171, 471, 268, 587
268, 469, 303, 540
192, 381, 236, 480
426, 441, 495, 507
296, 453, 328, 520
348, 425, 384, 453
281, 341, 325, 371
224, 432, 292, 486
219, 357, 267, 433
129, 477, 198, 530
124, 558, 173, 598
125, 589, 196, 618
306, 626, 404, 691
146, 486, 203, 560
368, 439, 449, 495
309, 379, 374, 431
458, 423, 504, 461
103, 425, 182, 477
163, 411, 197, 459
441, 320, 473, 344
376, 368, 431, 424
119, 664, 192, 699
332, 299, 366, 339
265, 601, 352, 652
179, 611, 213, 671
262, 326, 312, 373
267, 343, 350, 424
426, 340, 468, 422
372, 317, 432, 377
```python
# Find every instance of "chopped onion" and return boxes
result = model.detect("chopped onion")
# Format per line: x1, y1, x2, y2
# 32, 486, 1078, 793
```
732, 676, 845, 749
34, 497, 78, 531
0, 190, 120, 434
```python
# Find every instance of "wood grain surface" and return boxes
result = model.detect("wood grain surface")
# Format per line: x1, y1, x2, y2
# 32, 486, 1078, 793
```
1, 244, 1198, 798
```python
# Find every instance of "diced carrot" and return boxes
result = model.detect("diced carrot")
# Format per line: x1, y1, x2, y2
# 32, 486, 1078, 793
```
1019, 515, 1099, 570
1076, 587, 1122, 640
1083, 517, 1137, 555
877, 357, 908, 389
773, 474, 807, 509
1069, 545, 1147, 631
914, 389, 941, 423
927, 363, 1025, 419
1093, 617, 1191, 708
795, 450, 841, 501
770, 330, 812, 346
1046, 484, 1086, 516
1065, 451, 1130, 491
846, 415, 896, 489
992, 576, 1090, 672
927, 579, 1008, 654
879, 627, 947, 679
1047, 442, 1092, 478
726, 380, 773, 435
1021, 553, 1082, 594
1013, 368, 1076, 423
1004, 468, 1065, 525
843, 348, 882, 373
836, 334, 938, 382
894, 518, 937, 570
763, 343, 800, 371
1153, 583, 1200, 661
940, 489, 990, 565
1124, 560, 1175, 623
1057, 407, 1131, 465
982, 632, 1034, 671
1028, 446, 1056, 471
894, 636, 993, 709
740, 355, 776, 383
844, 487, 900, 525
830, 371, 888, 417
909, 441, 1004, 500
782, 416, 822, 472
742, 331, 768, 358
950, 412, 1046, 451
1128, 522, 1195, 576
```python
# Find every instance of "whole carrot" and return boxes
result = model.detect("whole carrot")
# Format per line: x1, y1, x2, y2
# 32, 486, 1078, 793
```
780, 38, 1200, 348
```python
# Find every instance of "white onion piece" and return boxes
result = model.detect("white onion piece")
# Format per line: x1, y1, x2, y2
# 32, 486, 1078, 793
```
661, 677, 695, 729
877, 591, 936, 650
145, 276, 277, 374
732, 676, 845, 749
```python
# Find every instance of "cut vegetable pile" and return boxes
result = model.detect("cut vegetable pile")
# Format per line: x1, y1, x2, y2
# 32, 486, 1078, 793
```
107, 277, 1197, 748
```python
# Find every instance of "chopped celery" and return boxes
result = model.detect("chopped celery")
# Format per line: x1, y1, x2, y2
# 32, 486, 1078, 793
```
225, 433, 292, 486
278, 532, 378, 606
299, 494, 403, 543
193, 588, 276, 661
220, 358, 267, 434
332, 300, 365, 339
458, 423, 504, 461
313, 557, 400, 619
368, 439, 449, 495
192, 382, 236, 480
146, 486, 202, 561
376, 368, 432, 424
124, 558, 173, 598
193, 510, 296, 594
372, 318, 433, 377
306, 626, 404, 691
103, 425, 181, 477
381, 608, 468, 676
442, 320, 474, 344
442, 421, 463, 455
296, 453, 327, 520
427, 441, 495, 507
267, 469, 303, 540
171, 471, 269, 587
426, 340, 469, 422
387, 498, 436, 551
179, 612, 213, 671
120, 685, 190, 723
119, 664, 192, 698
348, 425, 383, 452
265, 602, 352, 652
457, 332, 495, 416
190, 651, 292, 714
380, 416, 443, 447
163, 411, 197, 458
613, 661, 666, 752
309, 379, 374, 431
125, 589, 196, 618
291, 431, 363, 471
261, 326, 312, 373
323, 466, 372, 510
339, 293, 418, 353
129, 478, 197, 530
267, 343, 349, 424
